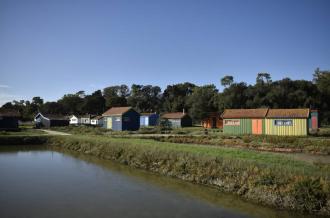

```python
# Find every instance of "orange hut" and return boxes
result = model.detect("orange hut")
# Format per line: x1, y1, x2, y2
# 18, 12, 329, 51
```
201, 112, 223, 128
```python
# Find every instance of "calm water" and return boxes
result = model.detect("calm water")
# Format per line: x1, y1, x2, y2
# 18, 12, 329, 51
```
0, 146, 313, 218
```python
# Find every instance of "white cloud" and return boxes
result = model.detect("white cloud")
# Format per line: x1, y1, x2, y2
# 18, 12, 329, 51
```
0, 93, 21, 106
0, 84, 10, 88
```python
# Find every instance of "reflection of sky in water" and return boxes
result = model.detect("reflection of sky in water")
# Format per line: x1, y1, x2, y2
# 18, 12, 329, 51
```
0, 148, 313, 218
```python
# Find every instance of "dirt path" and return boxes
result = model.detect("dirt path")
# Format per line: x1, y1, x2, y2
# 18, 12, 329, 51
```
41, 129, 71, 136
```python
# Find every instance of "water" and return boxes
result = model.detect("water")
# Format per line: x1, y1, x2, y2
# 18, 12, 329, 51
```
0, 146, 313, 218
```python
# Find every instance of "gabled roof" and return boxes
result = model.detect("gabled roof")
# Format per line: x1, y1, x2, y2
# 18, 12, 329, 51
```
102, 107, 132, 116
0, 109, 20, 117
162, 112, 188, 119
222, 108, 269, 118
266, 109, 310, 118
35, 113, 68, 120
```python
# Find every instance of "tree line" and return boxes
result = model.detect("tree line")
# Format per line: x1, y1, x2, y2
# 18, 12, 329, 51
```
2, 68, 330, 124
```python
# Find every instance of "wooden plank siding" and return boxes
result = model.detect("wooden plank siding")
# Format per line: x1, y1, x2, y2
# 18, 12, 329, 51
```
265, 118, 308, 136
223, 118, 252, 135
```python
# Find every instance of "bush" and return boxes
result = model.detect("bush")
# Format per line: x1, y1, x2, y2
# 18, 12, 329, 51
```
292, 178, 327, 212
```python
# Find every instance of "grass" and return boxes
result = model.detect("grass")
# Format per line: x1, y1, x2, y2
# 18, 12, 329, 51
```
0, 128, 46, 136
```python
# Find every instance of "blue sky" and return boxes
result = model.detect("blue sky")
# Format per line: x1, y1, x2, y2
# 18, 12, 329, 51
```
0, 0, 329, 105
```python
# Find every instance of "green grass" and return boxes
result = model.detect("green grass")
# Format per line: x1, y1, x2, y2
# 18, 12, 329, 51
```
0, 128, 46, 136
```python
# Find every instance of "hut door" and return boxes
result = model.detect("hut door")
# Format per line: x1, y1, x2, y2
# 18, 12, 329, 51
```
107, 117, 112, 129
312, 116, 317, 129
212, 117, 217, 128
252, 119, 262, 135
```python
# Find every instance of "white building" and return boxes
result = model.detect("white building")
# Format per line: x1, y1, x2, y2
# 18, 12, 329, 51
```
69, 115, 80, 125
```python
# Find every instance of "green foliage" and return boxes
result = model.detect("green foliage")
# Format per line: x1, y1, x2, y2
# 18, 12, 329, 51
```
103, 85, 129, 108
186, 85, 218, 121
127, 84, 161, 113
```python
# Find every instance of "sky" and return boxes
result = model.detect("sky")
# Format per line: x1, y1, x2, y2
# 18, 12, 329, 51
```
0, 0, 329, 105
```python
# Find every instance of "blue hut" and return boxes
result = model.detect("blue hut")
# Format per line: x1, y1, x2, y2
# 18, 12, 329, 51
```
140, 113, 159, 127
102, 107, 140, 131
34, 113, 69, 128
0, 109, 20, 130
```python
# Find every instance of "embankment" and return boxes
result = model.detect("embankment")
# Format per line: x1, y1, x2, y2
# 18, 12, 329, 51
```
46, 135, 330, 216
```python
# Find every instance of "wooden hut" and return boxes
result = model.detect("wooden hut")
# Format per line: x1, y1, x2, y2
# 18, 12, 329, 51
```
34, 113, 69, 128
201, 112, 223, 128
161, 112, 192, 128
0, 109, 20, 130
222, 109, 268, 135
102, 107, 140, 131
265, 109, 310, 136
140, 113, 159, 127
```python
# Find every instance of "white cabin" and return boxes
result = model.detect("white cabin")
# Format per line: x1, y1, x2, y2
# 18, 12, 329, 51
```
69, 115, 80, 125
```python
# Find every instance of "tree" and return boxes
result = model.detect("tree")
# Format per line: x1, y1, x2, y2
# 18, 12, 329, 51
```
256, 72, 272, 84
220, 75, 234, 87
82, 90, 106, 114
103, 85, 129, 108
162, 82, 196, 112
57, 93, 84, 114
187, 85, 218, 121
313, 68, 330, 97
127, 84, 161, 112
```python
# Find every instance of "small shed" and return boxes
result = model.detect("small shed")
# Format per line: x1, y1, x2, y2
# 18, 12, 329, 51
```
140, 113, 159, 127
222, 108, 268, 135
91, 115, 104, 126
69, 115, 80, 125
265, 109, 310, 136
102, 107, 140, 131
34, 113, 69, 128
80, 114, 92, 125
161, 112, 192, 128
201, 112, 223, 128
0, 109, 20, 130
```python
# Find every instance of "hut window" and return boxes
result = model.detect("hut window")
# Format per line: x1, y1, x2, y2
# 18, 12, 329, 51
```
123, 117, 130, 122
115, 117, 121, 122
224, 119, 240, 126
274, 120, 293, 126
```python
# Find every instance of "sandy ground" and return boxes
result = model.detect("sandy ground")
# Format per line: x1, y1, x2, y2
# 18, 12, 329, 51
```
41, 129, 71, 136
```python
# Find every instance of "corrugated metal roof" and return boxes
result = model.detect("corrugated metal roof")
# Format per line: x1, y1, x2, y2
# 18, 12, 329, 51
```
102, 107, 132, 116
266, 109, 310, 118
222, 108, 269, 118
162, 112, 187, 119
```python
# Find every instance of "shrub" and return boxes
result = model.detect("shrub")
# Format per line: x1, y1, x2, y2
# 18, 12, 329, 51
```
292, 178, 327, 212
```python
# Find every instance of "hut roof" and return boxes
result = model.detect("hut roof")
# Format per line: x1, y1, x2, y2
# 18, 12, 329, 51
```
91, 115, 103, 120
266, 109, 310, 118
102, 107, 132, 116
222, 108, 269, 118
162, 112, 187, 119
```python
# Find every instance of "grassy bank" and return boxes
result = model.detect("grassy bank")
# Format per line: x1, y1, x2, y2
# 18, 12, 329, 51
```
0, 135, 49, 145
50, 126, 330, 154
47, 135, 330, 216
